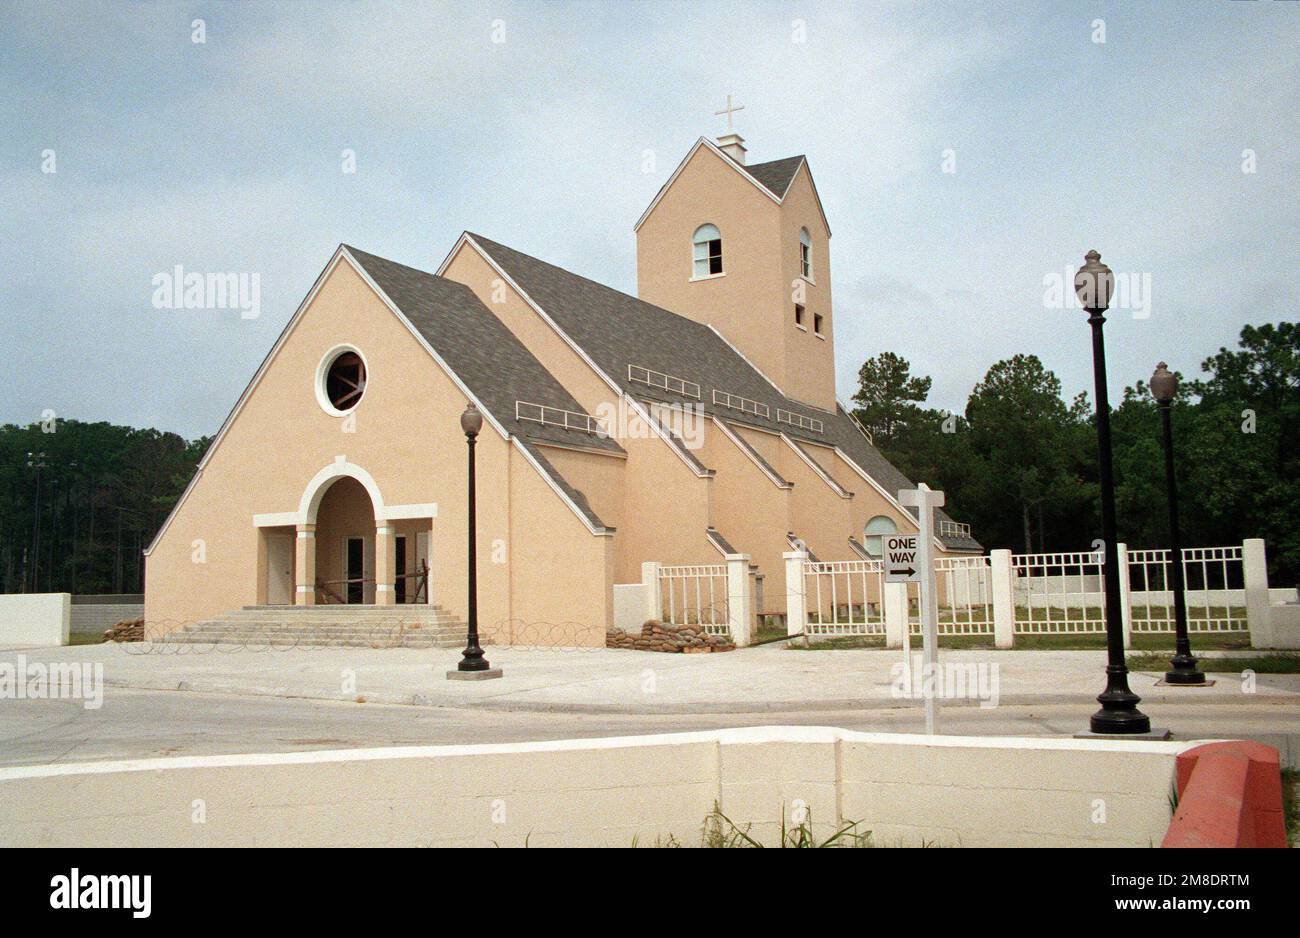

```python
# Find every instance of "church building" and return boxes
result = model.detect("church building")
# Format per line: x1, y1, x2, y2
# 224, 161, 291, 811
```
143, 132, 981, 646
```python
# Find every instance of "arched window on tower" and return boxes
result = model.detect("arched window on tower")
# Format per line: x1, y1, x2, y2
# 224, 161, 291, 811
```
799, 227, 813, 280
692, 224, 723, 278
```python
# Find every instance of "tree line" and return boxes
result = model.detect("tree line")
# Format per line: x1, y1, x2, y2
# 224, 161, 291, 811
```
2, 322, 1294, 595
0, 420, 209, 594
851, 322, 1299, 583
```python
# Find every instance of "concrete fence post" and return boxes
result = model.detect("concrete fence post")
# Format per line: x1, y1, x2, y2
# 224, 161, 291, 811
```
641, 561, 662, 622
1117, 543, 1133, 648
883, 581, 910, 650
1243, 538, 1271, 648
725, 554, 753, 647
990, 549, 1015, 649
783, 551, 808, 637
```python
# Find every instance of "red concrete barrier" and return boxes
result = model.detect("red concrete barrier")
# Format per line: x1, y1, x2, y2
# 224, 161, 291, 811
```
1162, 741, 1286, 848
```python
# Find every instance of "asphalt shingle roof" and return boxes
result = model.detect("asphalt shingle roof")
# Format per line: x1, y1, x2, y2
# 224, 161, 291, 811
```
741, 155, 806, 199
344, 245, 623, 530
466, 234, 981, 551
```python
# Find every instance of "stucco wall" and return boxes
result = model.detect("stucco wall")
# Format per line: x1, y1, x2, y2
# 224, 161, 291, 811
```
637, 144, 836, 410
776, 165, 835, 409
0, 727, 1193, 848
443, 242, 715, 584
637, 146, 784, 387
778, 438, 857, 559
698, 422, 791, 612
144, 255, 612, 643
0, 594, 70, 647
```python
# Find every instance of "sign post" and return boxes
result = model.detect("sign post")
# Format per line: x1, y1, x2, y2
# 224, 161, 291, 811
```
899, 483, 944, 735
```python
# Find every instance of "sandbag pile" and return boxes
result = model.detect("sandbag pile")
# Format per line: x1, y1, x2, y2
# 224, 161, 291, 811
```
606, 619, 735, 653
104, 618, 145, 642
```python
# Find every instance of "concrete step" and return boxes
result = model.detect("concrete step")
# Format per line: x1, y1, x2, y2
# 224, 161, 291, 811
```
173, 626, 465, 637
239, 605, 455, 615
163, 633, 463, 648
159, 603, 471, 648
205, 616, 462, 628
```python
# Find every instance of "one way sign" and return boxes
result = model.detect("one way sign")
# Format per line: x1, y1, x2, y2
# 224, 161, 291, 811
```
884, 534, 921, 583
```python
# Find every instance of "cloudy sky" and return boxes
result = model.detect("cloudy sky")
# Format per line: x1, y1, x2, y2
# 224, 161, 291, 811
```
2, 0, 1296, 439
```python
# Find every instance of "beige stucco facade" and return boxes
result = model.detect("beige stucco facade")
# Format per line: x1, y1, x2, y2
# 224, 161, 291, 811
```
636, 141, 836, 411
145, 255, 613, 645
145, 136, 977, 640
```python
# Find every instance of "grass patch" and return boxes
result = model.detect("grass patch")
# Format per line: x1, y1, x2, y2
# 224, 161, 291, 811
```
1015, 632, 1250, 651
1127, 652, 1300, 674
701, 804, 877, 848
782, 632, 1251, 652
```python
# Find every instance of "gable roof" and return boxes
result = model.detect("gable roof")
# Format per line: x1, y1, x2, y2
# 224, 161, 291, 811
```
344, 246, 623, 460
146, 246, 620, 554
632, 137, 830, 236
461, 233, 980, 551
742, 155, 806, 199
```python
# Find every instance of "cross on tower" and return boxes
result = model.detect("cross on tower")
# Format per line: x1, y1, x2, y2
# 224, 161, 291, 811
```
714, 94, 745, 131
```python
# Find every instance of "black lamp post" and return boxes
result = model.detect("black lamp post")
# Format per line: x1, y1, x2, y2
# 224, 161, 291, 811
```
455, 403, 490, 673
1074, 250, 1151, 734
26, 451, 46, 593
1150, 363, 1206, 685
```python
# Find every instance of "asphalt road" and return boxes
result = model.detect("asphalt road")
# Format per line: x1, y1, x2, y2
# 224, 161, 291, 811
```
2, 686, 1297, 767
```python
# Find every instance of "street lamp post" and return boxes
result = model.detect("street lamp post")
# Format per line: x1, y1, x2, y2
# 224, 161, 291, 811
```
1150, 362, 1206, 685
1074, 251, 1152, 735
26, 452, 46, 593
449, 404, 502, 680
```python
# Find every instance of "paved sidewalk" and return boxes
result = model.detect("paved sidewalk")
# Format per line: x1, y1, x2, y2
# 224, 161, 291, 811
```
2, 641, 1296, 714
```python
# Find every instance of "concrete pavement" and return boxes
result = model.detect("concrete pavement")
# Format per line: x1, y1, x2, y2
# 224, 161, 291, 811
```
2, 687, 1297, 768
1, 640, 1294, 713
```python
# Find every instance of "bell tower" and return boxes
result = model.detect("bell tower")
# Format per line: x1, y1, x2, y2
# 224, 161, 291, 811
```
634, 124, 836, 411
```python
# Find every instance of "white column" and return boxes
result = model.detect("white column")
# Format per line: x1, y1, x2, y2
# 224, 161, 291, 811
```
641, 561, 662, 622
294, 524, 316, 606
990, 549, 1015, 649
1117, 543, 1133, 648
374, 523, 395, 606
883, 581, 909, 650
1243, 538, 1271, 648
725, 553, 753, 647
783, 550, 808, 636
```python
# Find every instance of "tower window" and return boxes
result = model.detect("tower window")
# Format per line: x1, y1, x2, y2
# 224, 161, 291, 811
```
795, 304, 805, 327
692, 224, 723, 278
799, 227, 813, 280
813, 312, 824, 335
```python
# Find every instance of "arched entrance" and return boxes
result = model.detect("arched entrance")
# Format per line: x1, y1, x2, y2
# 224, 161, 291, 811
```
281, 458, 435, 606
253, 458, 435, 606
313, 476, 377, 604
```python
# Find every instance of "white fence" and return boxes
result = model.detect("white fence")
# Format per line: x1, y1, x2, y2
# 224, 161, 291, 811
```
802, 560, 886, 638
639, 556, 755, 645
784, 539, 1276, 649
656, 563, 730, 635
1013, 551, 1107, 635
1127, 546, 1247, 633
1013, 545, 1250, 637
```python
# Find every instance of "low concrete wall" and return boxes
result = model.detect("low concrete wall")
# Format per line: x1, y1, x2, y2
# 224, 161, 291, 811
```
0, 727, 1196, 847
69, 595, 144, 640
612, 583, 647, 633
0, 593, 70, 646
1258, 603, 1300, 650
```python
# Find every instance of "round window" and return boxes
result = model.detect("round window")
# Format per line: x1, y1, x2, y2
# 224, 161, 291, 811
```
317, 347, 367, 415
863, 515, 898, 558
